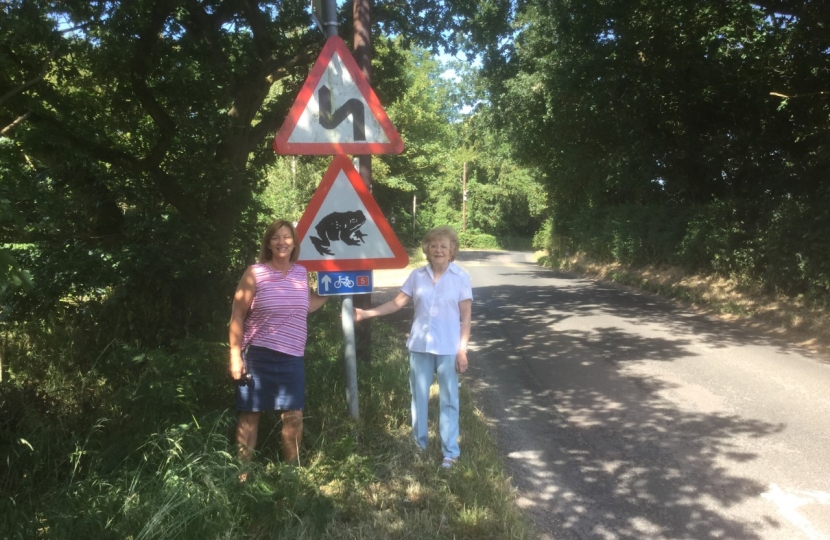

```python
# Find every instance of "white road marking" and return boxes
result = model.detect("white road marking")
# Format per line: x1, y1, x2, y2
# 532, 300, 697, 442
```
762, 483, 830, 540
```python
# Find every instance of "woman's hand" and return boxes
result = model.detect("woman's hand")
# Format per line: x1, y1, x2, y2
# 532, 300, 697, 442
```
455, 349, 468, 373
230, 350, 244, 381
354, 308, 366, 322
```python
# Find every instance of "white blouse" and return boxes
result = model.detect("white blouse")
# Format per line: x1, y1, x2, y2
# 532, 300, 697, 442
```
401, 262, 473, 355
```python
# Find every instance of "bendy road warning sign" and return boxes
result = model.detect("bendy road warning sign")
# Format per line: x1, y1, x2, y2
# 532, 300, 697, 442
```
274, 36, 403, 155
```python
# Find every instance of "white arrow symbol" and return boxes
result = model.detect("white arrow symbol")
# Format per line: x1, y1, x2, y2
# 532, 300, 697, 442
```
320, 275, 332, 292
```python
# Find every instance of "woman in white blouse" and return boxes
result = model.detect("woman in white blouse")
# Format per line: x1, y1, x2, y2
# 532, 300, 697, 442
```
355, 226, 472, 469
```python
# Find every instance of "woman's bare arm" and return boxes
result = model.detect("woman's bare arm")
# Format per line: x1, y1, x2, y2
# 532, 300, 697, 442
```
229, 267, 256, 380
456, 298, 472, 373
308, 290, 328, 312
354, 291, 411, 321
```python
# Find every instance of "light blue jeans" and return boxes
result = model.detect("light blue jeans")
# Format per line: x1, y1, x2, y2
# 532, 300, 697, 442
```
409, 351, 460, 459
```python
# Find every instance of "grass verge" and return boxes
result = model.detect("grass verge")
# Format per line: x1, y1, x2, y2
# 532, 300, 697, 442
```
2, 302, 530, 539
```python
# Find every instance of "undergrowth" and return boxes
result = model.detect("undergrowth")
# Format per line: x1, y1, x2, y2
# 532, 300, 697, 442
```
1, 300, 530, 539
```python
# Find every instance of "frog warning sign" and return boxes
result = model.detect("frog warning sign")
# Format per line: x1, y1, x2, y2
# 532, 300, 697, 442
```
295, 155, 408, 271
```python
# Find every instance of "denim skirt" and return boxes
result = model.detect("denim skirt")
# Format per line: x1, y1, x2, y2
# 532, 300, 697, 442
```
236, 346, 305, 412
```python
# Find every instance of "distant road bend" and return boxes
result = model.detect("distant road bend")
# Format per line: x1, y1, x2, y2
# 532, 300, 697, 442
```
376, 250, 830, 540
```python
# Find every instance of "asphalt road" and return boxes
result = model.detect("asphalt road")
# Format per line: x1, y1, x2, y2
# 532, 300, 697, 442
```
374, 250, 830, 540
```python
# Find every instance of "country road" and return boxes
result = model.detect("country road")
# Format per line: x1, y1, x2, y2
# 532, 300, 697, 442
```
373, 250, 830, 540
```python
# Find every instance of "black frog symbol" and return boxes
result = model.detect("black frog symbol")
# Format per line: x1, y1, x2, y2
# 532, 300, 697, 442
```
310, 210, 368, 256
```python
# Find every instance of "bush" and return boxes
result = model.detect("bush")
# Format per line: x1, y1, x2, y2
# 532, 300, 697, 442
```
0, 303, 337, 538
532, 218, 553, 251
556, 195, 830, 302
458, 230, 501, 250
759, 195, 830, 297
568, 203, 691, 265
458, 229, 534, 251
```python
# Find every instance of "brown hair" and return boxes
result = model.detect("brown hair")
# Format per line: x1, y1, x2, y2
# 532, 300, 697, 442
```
259, 220, 300, 263
421, 225, 460, 262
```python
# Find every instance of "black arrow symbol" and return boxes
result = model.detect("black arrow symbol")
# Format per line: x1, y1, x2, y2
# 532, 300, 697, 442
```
318, 85, 366, 141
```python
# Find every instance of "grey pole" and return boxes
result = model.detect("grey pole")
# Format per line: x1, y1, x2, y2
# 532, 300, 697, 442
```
324, 0, 338, 38
341, 294, 359, 418
320, 0, 359, 419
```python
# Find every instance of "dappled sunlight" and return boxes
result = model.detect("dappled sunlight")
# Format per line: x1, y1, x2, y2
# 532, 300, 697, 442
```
473, 270, 813, 357
564, 257, 830, 359
466, 272, 796, 539
372, 261, 829, 538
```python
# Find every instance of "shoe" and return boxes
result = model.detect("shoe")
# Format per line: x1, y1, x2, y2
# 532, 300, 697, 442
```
441, 457, 457, 469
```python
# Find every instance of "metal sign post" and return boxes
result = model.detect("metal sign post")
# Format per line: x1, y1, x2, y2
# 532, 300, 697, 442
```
277, 0, 404, 421
319, 270, 373, 416
340, 295, 359, 419
319, 0, 361, 421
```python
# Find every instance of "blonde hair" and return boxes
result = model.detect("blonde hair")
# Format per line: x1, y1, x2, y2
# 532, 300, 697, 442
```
421, 225, 460, 262
259, 220, 300, 263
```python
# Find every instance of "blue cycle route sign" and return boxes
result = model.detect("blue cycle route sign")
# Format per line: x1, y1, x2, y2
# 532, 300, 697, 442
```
317, 270, 373, 296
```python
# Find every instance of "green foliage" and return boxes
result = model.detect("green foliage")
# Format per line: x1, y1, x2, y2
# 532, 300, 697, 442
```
567, 204, 693, 266
374, 39, 458, 245
258, 156, 330, 225
0, 248, 33, 296
0, 2, 533, 538
532, 218, 553, 252
488, 0, 829, 204
0, 170, 33, 295
546, 196, 830, 300
461, 106, 549, 239
458, 230, 501, 250
471, 0, 830, 300
759, 196, 830, 297
458, 229, 534, 251
1, 332, 232, 537
2, 302, 529, 538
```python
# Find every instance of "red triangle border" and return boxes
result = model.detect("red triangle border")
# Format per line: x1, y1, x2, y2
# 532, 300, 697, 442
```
274, 36, 404, 155
296, 155, 409, 271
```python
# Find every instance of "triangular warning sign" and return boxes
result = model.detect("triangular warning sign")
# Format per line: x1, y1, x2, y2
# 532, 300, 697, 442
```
274, 36, 404, 155
296, 155, 408, 271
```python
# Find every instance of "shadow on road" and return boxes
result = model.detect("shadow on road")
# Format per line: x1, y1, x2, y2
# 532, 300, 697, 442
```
475, 262, 819, 360
466, 273, 788, 539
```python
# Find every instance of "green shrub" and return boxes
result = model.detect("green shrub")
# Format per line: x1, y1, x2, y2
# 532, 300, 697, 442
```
568, 203, 691, 265
556, 195, 830, 302
758, 194, 830, 297
458, 230, 501, 250
458, 229, 534, 251
532, 218, 553, 251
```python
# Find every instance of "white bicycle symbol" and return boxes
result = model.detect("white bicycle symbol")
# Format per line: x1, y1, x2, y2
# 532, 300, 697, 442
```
334, 276, 355, 289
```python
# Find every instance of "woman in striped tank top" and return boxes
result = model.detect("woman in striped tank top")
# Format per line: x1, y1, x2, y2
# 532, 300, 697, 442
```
229, 220, 328, 468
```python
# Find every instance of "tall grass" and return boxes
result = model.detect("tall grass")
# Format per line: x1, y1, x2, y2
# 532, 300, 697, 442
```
2, 302, 530, 539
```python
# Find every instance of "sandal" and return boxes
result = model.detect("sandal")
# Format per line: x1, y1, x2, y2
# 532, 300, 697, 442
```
441, 457, 457, 469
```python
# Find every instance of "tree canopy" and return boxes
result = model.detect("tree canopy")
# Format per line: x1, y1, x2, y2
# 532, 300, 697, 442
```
473, 0, 830, 294
1, 0, 512, 344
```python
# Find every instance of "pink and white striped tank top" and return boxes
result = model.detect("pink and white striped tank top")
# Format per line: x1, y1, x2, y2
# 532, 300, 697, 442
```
242, 263, 309, 357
